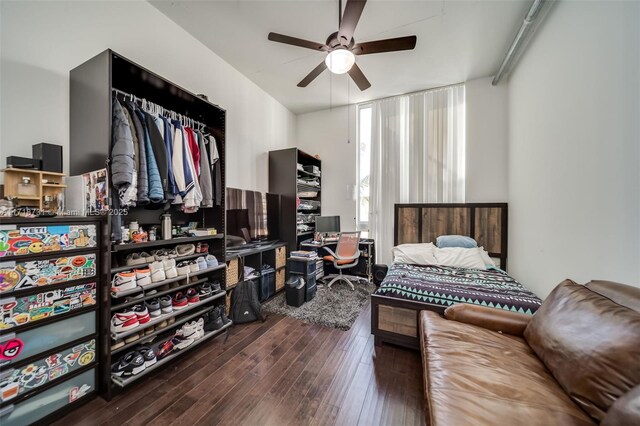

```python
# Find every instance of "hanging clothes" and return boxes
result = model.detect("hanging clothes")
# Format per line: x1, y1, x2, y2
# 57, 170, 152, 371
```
119, 105, 138, 207
134, 108, 163, 203
182, 126, 202, 212
143, 112, 169, 198
110, 97, 135, 207
125, 102, 149, 205
197, 130, 213, 207
171, 120, 194, 201
186, 126, 200, 176
209, 135, 222, 206
160, 116, 177, 199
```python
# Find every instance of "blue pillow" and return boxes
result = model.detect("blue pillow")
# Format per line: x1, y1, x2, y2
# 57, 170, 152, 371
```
436, 235, 478, 248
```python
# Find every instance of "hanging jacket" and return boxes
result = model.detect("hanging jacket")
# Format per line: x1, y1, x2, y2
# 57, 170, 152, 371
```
185, 126, 200, 176
197, 131, 213, 207
171, 120, 194, 201
125, 102, 149, 205
120, 105, 138, 206
160, 116, 177, 198
144, 112, 168, 195
134, 109, 163, 203
182, 127, 202, 212
110, 97, 135, 207
209, 135, 222, 206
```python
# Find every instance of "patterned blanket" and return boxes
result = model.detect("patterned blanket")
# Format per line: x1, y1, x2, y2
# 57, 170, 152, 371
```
375, 263, 542, 315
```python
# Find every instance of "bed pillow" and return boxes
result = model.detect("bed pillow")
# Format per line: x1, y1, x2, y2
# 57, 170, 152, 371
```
434, 247, 486, 270
478, 247, 497, 268
436, 235, 478, 248
392, 243, 438, 266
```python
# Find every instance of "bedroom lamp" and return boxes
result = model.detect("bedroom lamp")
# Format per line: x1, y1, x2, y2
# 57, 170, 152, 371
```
325, 49, 355, 74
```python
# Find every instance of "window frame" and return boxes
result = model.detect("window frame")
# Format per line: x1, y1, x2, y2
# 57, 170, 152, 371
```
356, 102, 373, 232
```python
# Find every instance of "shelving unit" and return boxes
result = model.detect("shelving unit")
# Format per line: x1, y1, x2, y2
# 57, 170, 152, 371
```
269, 148, 321, 251
69, 49, 229, 400
0, 168, 66, 211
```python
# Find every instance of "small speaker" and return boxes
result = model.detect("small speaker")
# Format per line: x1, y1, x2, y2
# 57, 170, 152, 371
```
6, 156, 41, 170
32, 143, 62, 173
373, 264, 388, 286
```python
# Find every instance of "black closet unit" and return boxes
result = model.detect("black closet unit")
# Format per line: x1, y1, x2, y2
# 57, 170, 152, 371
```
69, 50, 228, 400
269, 148, 321, 251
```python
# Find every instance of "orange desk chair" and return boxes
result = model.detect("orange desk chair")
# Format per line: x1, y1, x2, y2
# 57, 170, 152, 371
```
322, 231, 362, 291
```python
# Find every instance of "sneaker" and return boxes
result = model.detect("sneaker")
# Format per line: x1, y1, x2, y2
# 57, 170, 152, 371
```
135, 268, 152, 286
196, 256, 207, 271
203, 307, 223, 331
133, 304, 151, 324
151, 249, 169, 261
176, 244, 195, 256
158, 320, 168, 328
188, 260, 199, 273
111, 311, 139, 333
156, 339, 175, 360
211, 282, 222, 293
112, 351, 146, 376
146, 299, 161, 317
219, 305, 232, 326
198, 243, 209, 254
144, 326, 155, 335
198, 283, 213, 299
186, 288, 200, 304
125, 332, 141, 344
177, 322, 199, 341
171, 334, 194, 350
172, 292, 188, 310
125, 253, 145, 266
112, 271, 137, 292
163, 258, 178, 279
160, 296, 173, 313
195, 317, 205, 338
205, 255, 218, 268
166, 248, 178, 258
177, 261, 190, 276
150, 261, 166, 283
167, 317, 175, 325
124, 293, 144, 303
136, 346, 157, 367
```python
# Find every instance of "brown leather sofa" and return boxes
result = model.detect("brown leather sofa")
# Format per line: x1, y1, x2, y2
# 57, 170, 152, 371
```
419, 279, 640, 425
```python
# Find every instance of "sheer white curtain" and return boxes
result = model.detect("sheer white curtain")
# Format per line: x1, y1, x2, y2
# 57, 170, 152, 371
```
369, 84, 465, 264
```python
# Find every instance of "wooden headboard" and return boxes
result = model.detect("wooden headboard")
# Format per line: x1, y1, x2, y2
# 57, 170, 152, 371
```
394, 203, 508, 270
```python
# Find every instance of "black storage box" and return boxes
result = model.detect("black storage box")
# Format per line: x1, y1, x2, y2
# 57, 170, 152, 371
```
259, 266, 275, 301
32, 143, 63, 173
6, 156, 41, 170
285, 276, 306, 307
305, 275, 317, 302
288, 257, 316, 275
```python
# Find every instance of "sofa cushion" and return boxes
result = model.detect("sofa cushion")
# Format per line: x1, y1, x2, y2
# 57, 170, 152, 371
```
420, 311, 594, 426
524, 280, 640, 422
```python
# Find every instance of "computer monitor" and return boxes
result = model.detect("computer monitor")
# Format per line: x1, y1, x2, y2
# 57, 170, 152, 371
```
315, 216, 340, 234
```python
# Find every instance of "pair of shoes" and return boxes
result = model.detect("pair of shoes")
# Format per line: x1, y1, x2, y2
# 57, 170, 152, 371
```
196, 256, 208, 270
125, 252, 154, 266
111, 271, 139, 292
111, 346, 156, 377
176, 244, 195, 256
205, 255, 218, 268
172, 289, 200, 309
151, 248, 177, 261
195, 242, 209, 254
156, 333, 192, 359
177, 260, 201, 275
197, 282, 222, 299
146, 299, 162, 318
177, 318, 205, 341
203, 305, 231, 332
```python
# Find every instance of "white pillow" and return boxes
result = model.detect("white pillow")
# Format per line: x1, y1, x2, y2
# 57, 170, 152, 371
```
392, 243, 438, 265
477, 247, 497, 268
434, 247, 486, 270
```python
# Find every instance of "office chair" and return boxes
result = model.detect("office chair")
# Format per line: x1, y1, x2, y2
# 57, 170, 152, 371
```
322, 231, 363, 291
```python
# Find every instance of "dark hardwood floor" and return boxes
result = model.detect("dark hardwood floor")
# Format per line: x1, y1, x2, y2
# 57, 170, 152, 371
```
57, 302, 425, 426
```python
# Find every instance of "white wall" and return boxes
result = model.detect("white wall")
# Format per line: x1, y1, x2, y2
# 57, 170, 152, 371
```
0, 0, 296, 192
296, 105, 358, 231
295, 77, 509, 236
508, 0, 640, 296
465, 77, 509, 202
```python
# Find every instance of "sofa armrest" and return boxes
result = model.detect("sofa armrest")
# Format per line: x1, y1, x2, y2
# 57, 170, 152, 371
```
444, 304, 532, 336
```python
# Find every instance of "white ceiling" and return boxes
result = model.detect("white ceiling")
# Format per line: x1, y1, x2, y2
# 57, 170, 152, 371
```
151, 0, 530, 114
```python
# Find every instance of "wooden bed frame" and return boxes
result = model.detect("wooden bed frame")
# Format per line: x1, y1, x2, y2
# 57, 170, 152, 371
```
371, 203, 508, 349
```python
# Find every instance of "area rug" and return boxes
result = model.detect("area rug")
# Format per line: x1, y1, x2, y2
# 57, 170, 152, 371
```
262, 280, 377, 330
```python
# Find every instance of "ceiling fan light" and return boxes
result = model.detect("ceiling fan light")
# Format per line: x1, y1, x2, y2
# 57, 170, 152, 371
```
325, 49, 355, 74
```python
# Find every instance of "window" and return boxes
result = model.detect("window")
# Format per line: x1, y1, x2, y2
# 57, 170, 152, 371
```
357, 104, 372, 231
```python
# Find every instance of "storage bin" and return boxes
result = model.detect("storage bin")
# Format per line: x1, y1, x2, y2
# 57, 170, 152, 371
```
285, 277, 305, 307
259, 267, 275, 301
0, 311, 95, 367
305, 275, 317, 302
0, 224, 97, 257
288, 258, 316, 275
275, 269, 285, 292
0, 368, 95, 426
275, 246, 286, 268
226, 258, 239, 287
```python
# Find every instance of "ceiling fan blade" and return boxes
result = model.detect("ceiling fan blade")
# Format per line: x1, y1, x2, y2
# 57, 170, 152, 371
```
352, 35, 417, 55
348, 63, 371, 91
298, 61, 328, 87
268, 32, 328, 51
338, 0, 367, 45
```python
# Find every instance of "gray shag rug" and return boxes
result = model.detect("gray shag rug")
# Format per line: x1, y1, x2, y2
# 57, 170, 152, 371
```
262, 280, 377, 330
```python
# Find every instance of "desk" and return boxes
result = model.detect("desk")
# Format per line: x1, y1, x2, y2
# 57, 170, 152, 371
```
299, 238, 376, 282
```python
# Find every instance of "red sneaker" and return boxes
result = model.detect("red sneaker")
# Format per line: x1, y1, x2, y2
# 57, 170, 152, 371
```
186, 288, 200, 304
172, 292, 188, 310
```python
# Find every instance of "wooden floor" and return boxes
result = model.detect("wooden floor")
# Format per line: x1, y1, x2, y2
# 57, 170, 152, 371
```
57, 302, 425, 426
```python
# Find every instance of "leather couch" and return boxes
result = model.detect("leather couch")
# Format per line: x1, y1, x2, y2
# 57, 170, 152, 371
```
419, 279, 640, 425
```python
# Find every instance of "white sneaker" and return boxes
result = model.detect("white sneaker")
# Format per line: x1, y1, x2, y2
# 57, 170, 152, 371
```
177, 322, 200, 341
150, 261, 166, 283
177, 261, 190, 276
163, 259, 178, 279
111, 311, 139, 333
112, 271, 137, 292
195, 318, 205, 339
189, 261, 199, 273
135, 268, 152, 286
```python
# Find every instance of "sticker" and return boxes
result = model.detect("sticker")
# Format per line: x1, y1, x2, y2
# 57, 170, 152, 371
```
0, 338, 23, 361
0, 225, 97, 257
69, 383, 91, 403
63, 351, 80, 366
48, 364, 68, 381
78, 351, 95, 366
0, 380, 19, 402
45, 353, 62, 368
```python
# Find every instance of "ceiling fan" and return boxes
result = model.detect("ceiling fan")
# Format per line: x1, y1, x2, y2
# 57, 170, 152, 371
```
267, 0, 417, 91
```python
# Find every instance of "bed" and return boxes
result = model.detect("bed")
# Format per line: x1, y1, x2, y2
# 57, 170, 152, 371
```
371, 203, 542, 349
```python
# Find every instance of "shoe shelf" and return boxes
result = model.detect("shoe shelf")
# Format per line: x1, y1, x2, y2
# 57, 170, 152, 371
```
112, 234, 224, 253
110, 278, 209, 312
111, 291, 226, 340
111, 252, 208, 274
111, 320, 233, 388
111, 304, 214, 355
111, 264, 226, 298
